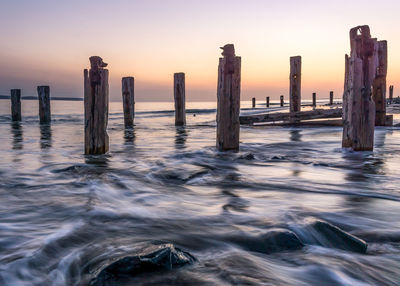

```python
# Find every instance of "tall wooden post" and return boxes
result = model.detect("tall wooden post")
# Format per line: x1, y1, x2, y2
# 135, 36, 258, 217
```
266, 96, 270, 107
122, 77, 135, 128
389, 85, 394, 104
312, 93, 316, 107
330, 91, 334, 105
290, 56, 301, 113
373, 40, 387, 126
37, 86, 51, 124
174, 73, 186, 126
280, 95, 284, 107
342, 26, 378, 151
216, 44, 241, 152
252, 97, 256, 108
10, 89, 21, 121
84, 56, 109, 155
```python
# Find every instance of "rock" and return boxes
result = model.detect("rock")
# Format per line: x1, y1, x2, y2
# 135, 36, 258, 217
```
293, 220, 368, 254
230, 228, 304, 254
238, 153, 255, 160
90, 243, 196, 286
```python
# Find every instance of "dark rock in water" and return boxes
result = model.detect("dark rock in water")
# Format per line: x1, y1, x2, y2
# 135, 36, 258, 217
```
238, 153, 255, 160
293, 220, 368, 254
90, 243, 196, 286
230, 228, 304, 254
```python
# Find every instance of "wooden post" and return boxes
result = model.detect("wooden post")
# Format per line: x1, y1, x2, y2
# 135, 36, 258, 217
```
330, 91, 334, 105
174, 73, 186, 126
342, 26, 378, 151
290, 56, 301, 113
252, 97, 256, 108
266, 96, 270, 107
280, 95, 284, 107
84, 56, 109, 155
216, 44, 241, 151
312, 93, 316, 107
122, 77, 135, 128
373, 40, 387, 126
389, 85, 394, 104
10, 89, 21, 121
37, 86, 51, 124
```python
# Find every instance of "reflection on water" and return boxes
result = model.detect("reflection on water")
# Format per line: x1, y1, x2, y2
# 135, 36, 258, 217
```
175, 126, 188, 150
39, 124, 52, 149
0, 100, 400, 286
11, 122, 23, 150
124, 127, 136, 145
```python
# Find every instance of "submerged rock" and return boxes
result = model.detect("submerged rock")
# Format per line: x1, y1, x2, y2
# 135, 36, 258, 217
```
90, 243, 196, 286
293, 220, 368, 254
230, 228, 304, 254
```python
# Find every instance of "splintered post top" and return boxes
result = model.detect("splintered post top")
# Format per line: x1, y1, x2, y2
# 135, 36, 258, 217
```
89, 56, 108, 69
220, 44, 235, 57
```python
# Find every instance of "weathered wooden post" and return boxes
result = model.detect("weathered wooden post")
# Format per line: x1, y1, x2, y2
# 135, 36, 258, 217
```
10, 89, 21, 121
174, 73, 186, 126
389, 85, 394, 104
373, 40, 388, 126
342, 26, 379, 151
312, 93, 316, 107
330, 91, 334, 105
216, 44, 241, 151
266, 96, 270, 107
37, 86, 51, 124
84, 56, 109, 155
280, 95, 284, 107
290, 56, 301, 113
122, 77, 135, 128
252, 97, 256, 108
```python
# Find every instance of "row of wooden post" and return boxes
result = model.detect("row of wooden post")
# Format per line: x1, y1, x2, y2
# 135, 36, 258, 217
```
10, 86, 51, 124
9, 25, 392, 155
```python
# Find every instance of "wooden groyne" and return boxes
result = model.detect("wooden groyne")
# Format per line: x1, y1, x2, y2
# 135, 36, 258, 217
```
11, 89, 21, 122
122, 77, 135, 128
38, 86, 51, 124
174, 73, 186, 126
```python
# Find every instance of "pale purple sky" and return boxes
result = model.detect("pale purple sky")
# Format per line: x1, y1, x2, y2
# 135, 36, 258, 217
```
0, 0, 399, 101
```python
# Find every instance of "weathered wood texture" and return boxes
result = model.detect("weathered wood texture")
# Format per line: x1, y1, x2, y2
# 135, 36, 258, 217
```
10, 89, 21, 121
290, 56, 301, 113
312, 93, 316, 107
84, 56, 109, 155
389, 85, 394, 104
122, 77, 135, 128
342, 26, 379, 151
240, 108, 342, 125
252, 97, 256, 108
330, 91, 334, 105
280, 95, 284, 107
37, 86, 51, 124
216, 44, 241, 151
373, 40, 387, 126
173, 73, 186, 126
266, 96, 270, 107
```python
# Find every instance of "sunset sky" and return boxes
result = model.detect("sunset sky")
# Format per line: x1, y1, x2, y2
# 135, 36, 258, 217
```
0, 0, 399, 102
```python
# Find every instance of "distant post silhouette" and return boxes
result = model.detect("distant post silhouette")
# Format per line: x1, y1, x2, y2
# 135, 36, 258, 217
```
389, 85, 394, 104
373, 40, 387, 126
312, 92, 316, 107
122, 77, 135, 128
37, 86, 51, 124
84, 56, 109, 155
252, 97, 256, 108
10, 89, 21, 121
216, 44, 241, 151
330, 91, 334, 105
342, 25, 381, 151
266, 96, 270, 107
290, 56, 301, 113
280, 95, 284, 107
174, 72, 186, 126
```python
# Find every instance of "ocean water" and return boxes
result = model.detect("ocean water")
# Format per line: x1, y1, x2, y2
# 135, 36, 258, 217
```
0, 99, 400, 285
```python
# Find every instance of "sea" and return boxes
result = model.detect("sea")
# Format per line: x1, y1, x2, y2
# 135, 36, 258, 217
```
0, 99, 400, 285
